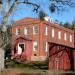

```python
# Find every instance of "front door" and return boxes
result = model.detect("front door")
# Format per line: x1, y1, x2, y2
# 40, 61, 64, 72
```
17, 43, 25, 55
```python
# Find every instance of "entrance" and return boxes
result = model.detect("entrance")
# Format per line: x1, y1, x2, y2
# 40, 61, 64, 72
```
17, 43, 25, 54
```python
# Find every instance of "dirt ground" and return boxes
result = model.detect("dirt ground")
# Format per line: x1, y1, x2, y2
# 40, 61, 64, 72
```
1, 68, 75, 75
4, 68, 26, 75
1, 68, 48, 75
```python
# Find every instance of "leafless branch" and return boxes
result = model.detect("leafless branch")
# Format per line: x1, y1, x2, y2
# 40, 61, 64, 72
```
17, 1, 40, 12
8, 0, 40, 16
49, 0, 75, 12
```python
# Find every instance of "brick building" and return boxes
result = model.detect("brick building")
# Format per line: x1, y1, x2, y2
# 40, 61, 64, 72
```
12, 17, 75, 70
12, 17, 49, 61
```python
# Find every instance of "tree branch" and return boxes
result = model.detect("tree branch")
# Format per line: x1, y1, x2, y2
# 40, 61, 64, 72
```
49, 0, 75, 7
8, 0, 40, 16
8, 0, 18, 16
17, 1, 40, 12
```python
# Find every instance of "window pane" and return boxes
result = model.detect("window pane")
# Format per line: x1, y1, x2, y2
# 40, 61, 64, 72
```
58, 31, 61, 39
52, 29, 54, 38
43, 42, 48, 52
45, 26, 48, 35
33, 25, 38, 34
33, 41, 38, 51
45, 42, 48, 52
24, 27, 28, 35
70, 34, 72, 42
64, 33, 67, 41
16, 28, 20, 35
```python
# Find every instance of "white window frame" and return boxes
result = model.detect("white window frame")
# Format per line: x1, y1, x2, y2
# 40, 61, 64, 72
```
45, 26, 48, 35
70, 34, 72, 42
58, 31, 61, 39
64, 33, 67, 41
52, 28, 54, 38
33, 41, 38, 51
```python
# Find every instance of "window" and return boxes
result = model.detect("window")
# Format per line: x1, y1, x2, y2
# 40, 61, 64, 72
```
52, 28, 54, 38
33, 25, 38, 34
45, 26, 48, 35
24, 27, 29, 35
16, 28, 20, 35
64, 33, 67, 41
58, 31, 61, 39
33, 41, 38, 51
45, 42, 48, 52
70, 34, 72, 42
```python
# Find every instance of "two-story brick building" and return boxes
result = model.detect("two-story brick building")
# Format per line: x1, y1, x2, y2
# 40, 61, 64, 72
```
12, 17, 50, 61
12, 17, 74, 70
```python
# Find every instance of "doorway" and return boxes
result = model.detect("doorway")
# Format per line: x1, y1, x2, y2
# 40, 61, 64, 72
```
17, 43, 25, 54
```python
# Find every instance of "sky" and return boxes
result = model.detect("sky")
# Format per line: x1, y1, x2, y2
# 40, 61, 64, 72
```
8, 0, 75, 24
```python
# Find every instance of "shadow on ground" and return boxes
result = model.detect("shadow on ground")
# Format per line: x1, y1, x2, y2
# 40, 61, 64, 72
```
16, 73, 42, 75
61, 73, 75, 75
15, 72, 75, 75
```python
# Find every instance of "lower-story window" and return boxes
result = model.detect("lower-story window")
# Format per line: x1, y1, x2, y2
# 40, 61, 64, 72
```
45, 42, 48, 52
33, 41, 38, 51
44, 41, 48, 52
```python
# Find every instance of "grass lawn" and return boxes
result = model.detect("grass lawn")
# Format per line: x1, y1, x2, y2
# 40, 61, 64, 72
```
5, 59, 48, 70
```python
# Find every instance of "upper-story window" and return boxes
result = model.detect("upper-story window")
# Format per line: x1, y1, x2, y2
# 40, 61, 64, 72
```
70, 34, 72, 42
45, 26, 48, 35
64, 33, 67, 41
16, 28, 20, 35
33, 25, 38, 35
52, 28, 54, 38
24, 27, 29, 35
58, 31, 61, 39
33, 41, 38, 51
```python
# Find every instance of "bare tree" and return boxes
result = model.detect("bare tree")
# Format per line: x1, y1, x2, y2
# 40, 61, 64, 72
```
0, 0, 40, 48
